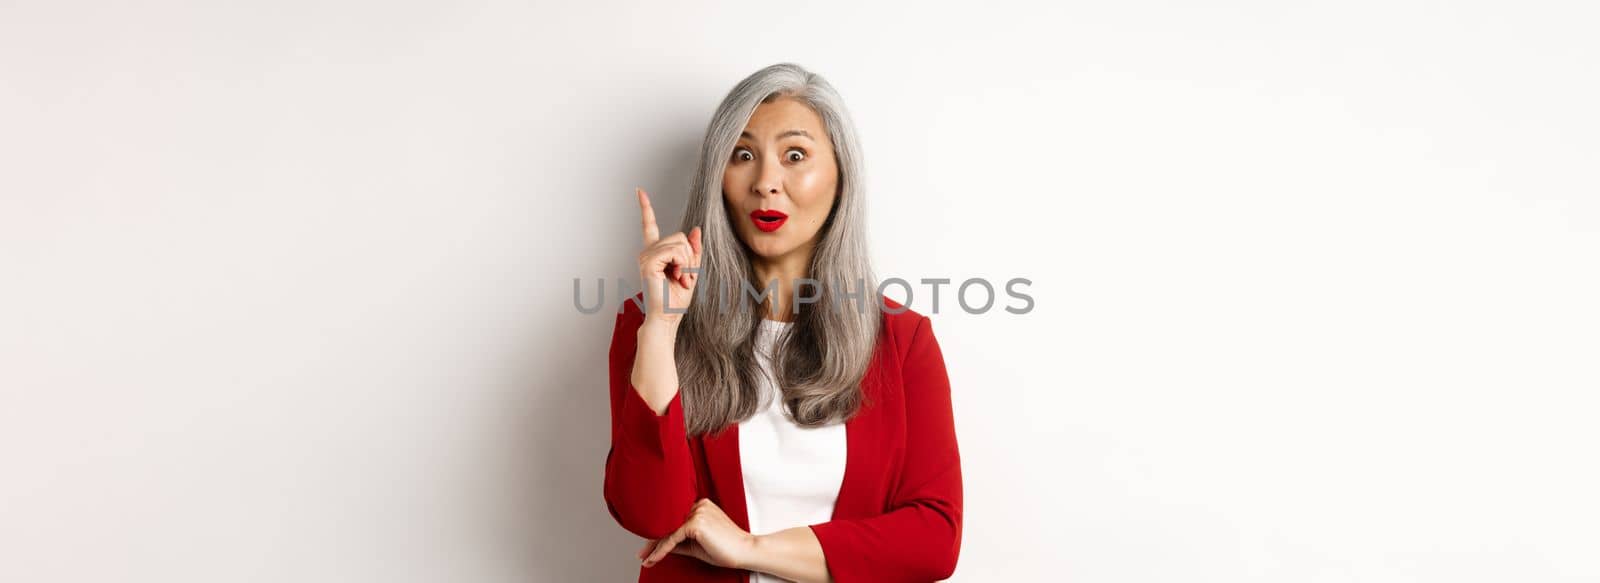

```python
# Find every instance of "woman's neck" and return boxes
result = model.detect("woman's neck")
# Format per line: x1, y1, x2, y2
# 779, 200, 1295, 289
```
751, 244, 815, 322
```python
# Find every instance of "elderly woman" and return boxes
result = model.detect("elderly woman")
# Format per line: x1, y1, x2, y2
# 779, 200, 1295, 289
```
605, 62, 962, 583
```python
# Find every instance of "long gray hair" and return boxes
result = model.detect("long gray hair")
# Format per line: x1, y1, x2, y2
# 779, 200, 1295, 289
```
675, 62, 881, 437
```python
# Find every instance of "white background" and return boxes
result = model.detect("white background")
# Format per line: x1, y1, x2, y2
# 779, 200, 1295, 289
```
3, 1, 1597, 581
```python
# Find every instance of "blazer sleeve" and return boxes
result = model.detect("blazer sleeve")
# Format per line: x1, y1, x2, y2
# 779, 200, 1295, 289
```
807, 315, 964, 582
602, 298, 699, 540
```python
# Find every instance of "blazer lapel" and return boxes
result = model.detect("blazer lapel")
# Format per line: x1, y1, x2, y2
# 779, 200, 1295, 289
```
702, 423, 750, 531
832, 334, 896, 520
832, 400, 870, 520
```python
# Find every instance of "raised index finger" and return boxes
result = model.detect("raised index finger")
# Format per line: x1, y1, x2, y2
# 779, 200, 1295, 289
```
637, 187, 660, 245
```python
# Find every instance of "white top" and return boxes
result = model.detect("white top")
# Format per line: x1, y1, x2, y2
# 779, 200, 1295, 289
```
739, 318, 848, 583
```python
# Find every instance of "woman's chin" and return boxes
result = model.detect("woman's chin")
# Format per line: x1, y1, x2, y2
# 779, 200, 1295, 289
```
745, 240, 795, 261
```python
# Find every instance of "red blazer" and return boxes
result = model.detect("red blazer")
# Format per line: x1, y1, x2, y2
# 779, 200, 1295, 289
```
603, 293, 964, 582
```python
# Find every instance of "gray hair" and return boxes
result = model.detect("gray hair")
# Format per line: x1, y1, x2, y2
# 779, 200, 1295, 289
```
675, 62, 881, 436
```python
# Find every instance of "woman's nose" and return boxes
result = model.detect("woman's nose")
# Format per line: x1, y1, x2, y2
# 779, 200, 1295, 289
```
753, 156, 782, 196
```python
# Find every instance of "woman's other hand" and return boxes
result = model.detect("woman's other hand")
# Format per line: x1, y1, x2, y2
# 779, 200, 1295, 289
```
638, 498, 756, 570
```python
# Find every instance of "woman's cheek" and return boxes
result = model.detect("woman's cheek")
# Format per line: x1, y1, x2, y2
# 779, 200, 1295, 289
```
791, 170, 829, 207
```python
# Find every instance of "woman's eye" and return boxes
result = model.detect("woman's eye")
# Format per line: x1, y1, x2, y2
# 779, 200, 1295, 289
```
786, 149, 805, 162
733, 148, 753, 162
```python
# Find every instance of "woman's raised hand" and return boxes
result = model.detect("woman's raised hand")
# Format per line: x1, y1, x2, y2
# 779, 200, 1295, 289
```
637, 187, 702, 327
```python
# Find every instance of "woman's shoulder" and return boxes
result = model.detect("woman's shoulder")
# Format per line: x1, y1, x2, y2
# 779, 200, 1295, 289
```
877, 295, 934, 360
878, 295, 926, 324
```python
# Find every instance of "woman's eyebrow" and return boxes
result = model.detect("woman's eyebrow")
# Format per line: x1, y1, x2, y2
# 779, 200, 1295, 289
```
740, 129, 814, 142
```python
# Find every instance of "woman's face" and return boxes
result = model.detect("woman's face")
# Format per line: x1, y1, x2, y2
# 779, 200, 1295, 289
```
722, 96, 839, 263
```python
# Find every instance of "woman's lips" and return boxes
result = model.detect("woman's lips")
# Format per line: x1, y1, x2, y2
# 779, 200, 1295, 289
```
750, 209, 788, 232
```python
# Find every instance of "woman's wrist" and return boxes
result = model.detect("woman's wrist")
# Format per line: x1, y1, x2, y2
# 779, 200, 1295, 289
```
741, 528, 832, 583
638, 316, 681, 339
740, 532, 769, 572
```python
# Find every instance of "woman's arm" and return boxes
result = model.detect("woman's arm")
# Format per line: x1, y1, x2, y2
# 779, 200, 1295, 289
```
805, 315, 964, 583
743, 526, 834, 583
603, 299, 699, 540
630, 308, 680, 414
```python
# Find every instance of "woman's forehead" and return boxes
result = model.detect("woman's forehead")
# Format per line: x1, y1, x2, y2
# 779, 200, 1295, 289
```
742, 98, 826, 140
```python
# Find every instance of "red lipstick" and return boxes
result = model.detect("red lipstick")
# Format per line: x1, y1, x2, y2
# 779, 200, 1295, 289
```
750, 209, 788, 232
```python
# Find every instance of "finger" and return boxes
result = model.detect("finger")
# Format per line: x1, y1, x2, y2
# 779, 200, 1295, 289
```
677, 244, 697, 289
670, 538, 709, 563
638, 539, 656, 560
688, 232, 701, 282
662, 242, 692, 288
643, 527, 686, 567
638, 187, 660, 246
687, 227, 702, 279
674, 240, 693, 272
640, 525, 684, 566
644, 239, 690, 277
